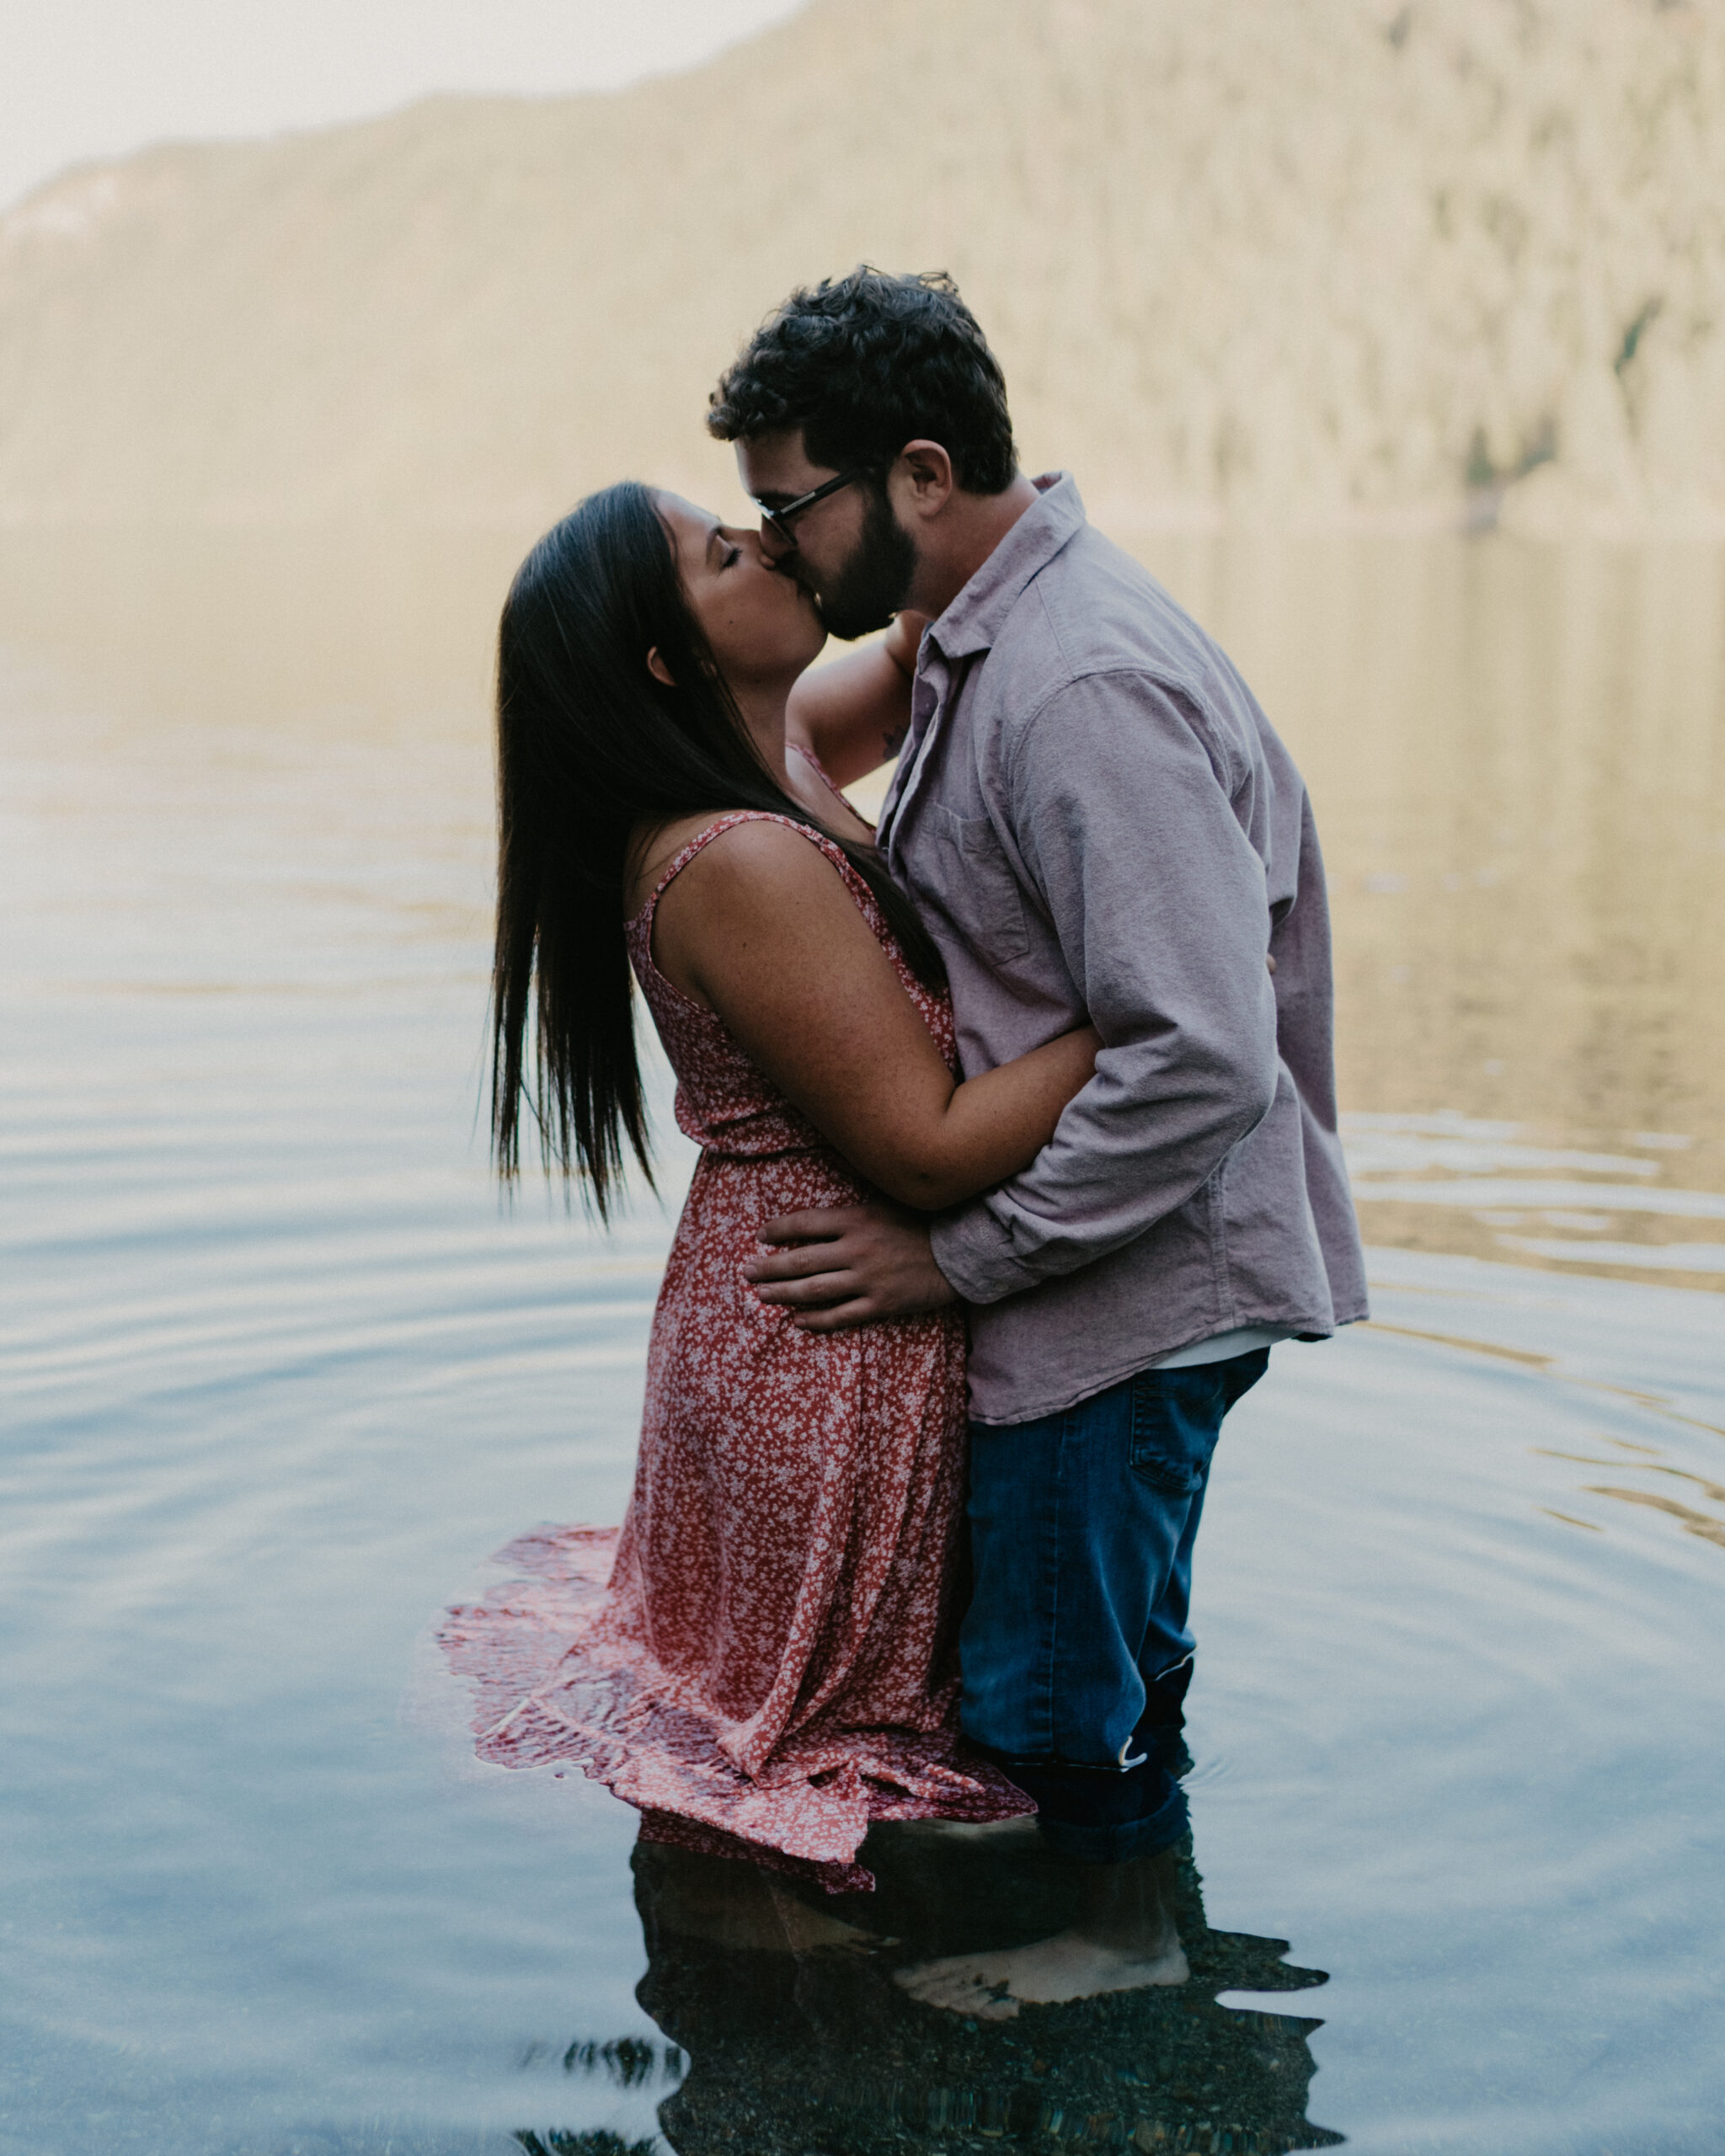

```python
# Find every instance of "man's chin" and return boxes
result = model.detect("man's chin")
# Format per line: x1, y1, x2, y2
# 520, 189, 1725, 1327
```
813, 593, 898, 643
809, 493, 919, 641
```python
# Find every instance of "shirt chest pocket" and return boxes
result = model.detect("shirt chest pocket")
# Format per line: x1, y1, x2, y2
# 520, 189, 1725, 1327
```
935, 806, 1033, 963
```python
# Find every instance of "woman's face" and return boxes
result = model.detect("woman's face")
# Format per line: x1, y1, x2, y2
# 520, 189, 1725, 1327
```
654, 492, 826, 691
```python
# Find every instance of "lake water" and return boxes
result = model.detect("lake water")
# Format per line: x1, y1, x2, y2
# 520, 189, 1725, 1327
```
3, 526, 1722, 2156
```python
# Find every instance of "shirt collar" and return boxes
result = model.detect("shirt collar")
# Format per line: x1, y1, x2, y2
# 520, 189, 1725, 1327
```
924, 472, 1087, 663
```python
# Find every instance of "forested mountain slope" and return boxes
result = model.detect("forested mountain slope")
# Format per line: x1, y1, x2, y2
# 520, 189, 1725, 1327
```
2, 0, 1719, 531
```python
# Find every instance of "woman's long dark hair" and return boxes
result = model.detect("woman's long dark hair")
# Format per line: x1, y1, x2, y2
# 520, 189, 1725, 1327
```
491, 479, 943, 1219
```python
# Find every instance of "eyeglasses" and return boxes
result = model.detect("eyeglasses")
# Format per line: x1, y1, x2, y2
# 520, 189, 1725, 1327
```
750, 468, 865, 545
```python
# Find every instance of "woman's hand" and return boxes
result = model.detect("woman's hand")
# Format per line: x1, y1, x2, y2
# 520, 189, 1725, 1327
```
882, 609, 931, 680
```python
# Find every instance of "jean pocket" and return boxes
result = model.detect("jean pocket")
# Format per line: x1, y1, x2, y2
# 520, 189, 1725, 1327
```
1128, 1370, 1219, 1496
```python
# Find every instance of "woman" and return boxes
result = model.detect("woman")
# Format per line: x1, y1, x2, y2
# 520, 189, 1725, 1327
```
439, 482, 1097, 1901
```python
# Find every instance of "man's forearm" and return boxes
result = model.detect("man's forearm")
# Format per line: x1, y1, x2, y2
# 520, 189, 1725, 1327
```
929, 1038, 1279, 1305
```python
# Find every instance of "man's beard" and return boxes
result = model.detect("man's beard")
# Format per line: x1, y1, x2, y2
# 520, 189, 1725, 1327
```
812, 482, 918, 641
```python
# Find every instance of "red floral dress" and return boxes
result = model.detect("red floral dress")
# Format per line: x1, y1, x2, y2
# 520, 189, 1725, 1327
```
438, 811, 1031, 1889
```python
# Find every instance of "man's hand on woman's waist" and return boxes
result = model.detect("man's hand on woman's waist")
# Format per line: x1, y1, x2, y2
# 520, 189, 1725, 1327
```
744, 1202, 958, 1331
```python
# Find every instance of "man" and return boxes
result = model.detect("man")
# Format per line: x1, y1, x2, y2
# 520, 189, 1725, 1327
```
708, 268, 1367, 2014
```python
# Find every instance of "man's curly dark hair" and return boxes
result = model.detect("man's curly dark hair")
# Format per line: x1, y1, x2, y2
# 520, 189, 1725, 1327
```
707, 267, 1018, 495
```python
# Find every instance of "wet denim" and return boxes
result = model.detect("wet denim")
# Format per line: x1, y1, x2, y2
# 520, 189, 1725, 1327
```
960, 1348, 1269, 1862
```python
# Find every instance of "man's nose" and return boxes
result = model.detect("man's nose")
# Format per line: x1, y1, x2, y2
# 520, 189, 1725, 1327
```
757, 519, 794, 565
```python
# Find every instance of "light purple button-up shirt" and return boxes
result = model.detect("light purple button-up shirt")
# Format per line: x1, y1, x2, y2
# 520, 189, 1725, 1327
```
877, 475, 1368, 1426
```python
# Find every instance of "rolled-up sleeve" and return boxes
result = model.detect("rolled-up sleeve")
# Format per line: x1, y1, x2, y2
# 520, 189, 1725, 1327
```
929, 671, 1281, 1305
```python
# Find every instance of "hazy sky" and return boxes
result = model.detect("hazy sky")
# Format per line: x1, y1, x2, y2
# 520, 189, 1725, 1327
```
0, 0, 809, 212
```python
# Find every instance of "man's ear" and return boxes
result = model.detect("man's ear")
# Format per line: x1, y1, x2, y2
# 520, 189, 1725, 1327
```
646, 647, 676, 688
891, 440, 957, 520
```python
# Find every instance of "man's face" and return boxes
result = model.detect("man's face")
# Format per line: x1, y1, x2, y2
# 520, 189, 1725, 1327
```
736, 430, 917, 642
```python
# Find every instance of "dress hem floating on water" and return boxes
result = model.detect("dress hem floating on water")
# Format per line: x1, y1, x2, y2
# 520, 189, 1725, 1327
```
437, 1524, 1034, 1894
438, 816, 1023, 1893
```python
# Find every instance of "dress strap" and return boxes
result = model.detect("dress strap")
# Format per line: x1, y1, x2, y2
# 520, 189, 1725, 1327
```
633, 811, 857, 935
788, 741, 873, 830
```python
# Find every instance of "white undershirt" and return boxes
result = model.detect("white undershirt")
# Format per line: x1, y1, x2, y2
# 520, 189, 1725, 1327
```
1151, 1324, 1294, 1370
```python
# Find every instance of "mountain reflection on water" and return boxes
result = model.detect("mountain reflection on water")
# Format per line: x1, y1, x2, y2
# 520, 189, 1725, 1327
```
518, 1833, 1337, 2155
3, 523, 1723, 2156
3, 515, 1719, 1293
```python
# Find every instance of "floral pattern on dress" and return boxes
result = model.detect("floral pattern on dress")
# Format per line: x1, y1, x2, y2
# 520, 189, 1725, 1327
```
439, 812, 1033, 1891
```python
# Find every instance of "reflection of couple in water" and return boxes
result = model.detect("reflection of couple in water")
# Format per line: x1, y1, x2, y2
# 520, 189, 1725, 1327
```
442, 267, 1365, 2023
521, 1832, 1340, 2156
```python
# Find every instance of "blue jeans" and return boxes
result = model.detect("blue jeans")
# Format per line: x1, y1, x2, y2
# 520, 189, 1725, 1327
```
960, 1348, 1269, 1863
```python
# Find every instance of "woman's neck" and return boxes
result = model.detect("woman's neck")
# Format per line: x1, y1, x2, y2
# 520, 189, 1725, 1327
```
731, 671, 869, 839
729, 679, 795, 792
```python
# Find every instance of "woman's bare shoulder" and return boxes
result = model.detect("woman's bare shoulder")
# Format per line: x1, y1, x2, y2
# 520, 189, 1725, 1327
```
659, 814, 845, 905
626, 810, 779, 917
649, 814, 879, 1006
628, 808, 852, 918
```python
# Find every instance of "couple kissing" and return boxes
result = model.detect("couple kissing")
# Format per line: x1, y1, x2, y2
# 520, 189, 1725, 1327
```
439, 265, 1367, 2018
